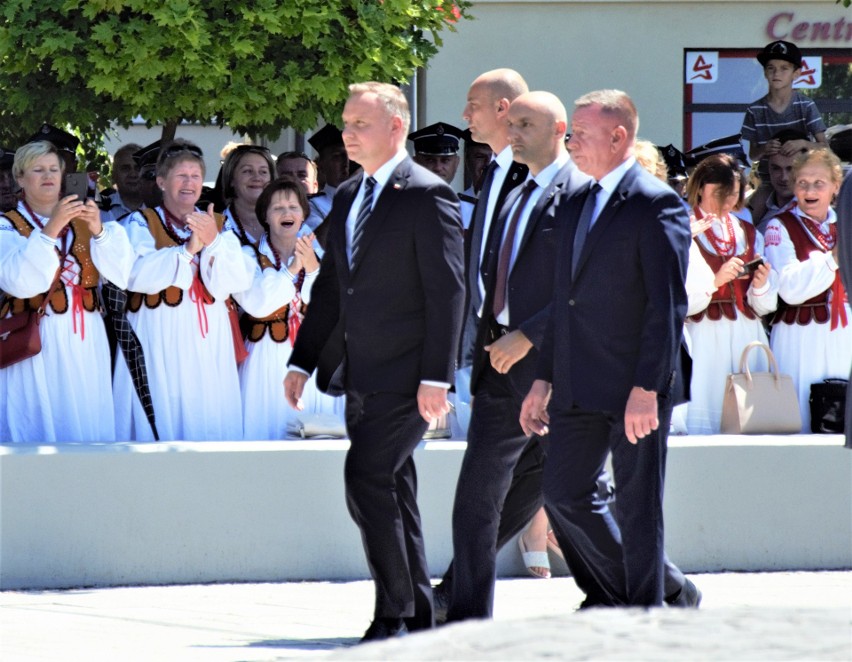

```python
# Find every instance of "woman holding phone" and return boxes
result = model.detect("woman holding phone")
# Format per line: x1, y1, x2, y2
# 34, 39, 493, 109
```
0, 140, 133, 442
114, 139, 254, 441
683, 153, 777, 434
763, 146, 850, 431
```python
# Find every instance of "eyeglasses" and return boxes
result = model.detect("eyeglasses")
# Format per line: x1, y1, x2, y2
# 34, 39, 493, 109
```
161, 144, 204, 159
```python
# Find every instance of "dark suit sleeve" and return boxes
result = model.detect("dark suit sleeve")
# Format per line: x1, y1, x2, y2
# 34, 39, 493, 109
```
288, 212, 343, 374
633, 190, 691, 393
415, 181, 466, 384
838, 171, 852, 296
518, 302, 551, 349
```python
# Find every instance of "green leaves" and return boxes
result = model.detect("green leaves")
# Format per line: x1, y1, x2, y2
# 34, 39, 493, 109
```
0, 0, 472, 152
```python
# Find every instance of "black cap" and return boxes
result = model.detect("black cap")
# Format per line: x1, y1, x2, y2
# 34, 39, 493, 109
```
132, 140, 162, 169
658, 144, 688, 181
684, 134, 749, 168
0, 147, 15, 170
757, 41, 802, 68
307, 125, 344, 154
26, 123, 80, 154
408, 122, 464, 156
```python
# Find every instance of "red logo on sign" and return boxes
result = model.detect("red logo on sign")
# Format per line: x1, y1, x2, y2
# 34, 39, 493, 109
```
796, 59, 816, 86
690, 56, 714, 81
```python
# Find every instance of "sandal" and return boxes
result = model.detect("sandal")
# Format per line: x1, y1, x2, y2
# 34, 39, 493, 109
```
518, 534, 551, 579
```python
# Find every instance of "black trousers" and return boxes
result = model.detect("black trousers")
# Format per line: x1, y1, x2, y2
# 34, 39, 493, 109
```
543, 403, 677, 606
344, 390, 432, 630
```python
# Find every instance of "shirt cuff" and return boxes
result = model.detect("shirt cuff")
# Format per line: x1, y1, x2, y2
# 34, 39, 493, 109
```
38, 231, 58, 247
179, 246, 195, 262
421, 380, 451, 390
751, 280, 770, 296
93, 225, 109, 243
288, 365, 311, 377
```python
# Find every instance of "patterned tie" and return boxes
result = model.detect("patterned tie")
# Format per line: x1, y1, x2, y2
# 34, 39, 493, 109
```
571, 182, 602, 278
350, 176, 376, 266
492, 180, 538, 319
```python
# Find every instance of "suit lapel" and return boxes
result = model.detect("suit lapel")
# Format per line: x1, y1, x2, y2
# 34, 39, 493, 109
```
573, 164, 638, 279
349, 159, 411, 277
515, 168, 567, 258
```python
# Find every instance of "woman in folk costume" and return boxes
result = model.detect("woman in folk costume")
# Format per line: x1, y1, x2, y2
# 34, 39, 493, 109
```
115, 139, 254, 440
683, 153, 778, 434
763, 146, 851, 432
221, 144, 275, 247
233, 177, 341, 439
0, 141, 133, 442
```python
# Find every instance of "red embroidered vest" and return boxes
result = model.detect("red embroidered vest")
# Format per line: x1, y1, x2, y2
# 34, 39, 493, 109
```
688, 220, 758, 323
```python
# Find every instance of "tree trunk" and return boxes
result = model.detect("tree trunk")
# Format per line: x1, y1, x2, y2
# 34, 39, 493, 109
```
160, 120, 178, 144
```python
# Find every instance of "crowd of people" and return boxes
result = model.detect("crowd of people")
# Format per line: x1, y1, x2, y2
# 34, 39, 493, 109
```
0, 38, 849, 640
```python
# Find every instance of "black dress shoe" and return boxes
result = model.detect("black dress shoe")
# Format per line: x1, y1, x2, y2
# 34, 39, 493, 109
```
433, 584, 449, 626
666, 577, 702, 608
360, 618, 408, 643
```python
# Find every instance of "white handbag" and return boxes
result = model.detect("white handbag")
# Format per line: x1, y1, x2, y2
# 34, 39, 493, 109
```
720, 341, 801, 434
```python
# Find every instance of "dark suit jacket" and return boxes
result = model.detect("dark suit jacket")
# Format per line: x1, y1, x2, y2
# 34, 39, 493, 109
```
289, 156, 465, 396
470, 160, 589, 396
460, 160, 528, 366
537, 161, 691, 412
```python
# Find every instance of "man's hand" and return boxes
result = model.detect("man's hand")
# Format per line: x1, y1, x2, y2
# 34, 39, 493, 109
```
520, 379, 552, 436
417, 384, 451, 423
624, 386, 658, 444
283, 370, 309, 411
484, 329, 533, 374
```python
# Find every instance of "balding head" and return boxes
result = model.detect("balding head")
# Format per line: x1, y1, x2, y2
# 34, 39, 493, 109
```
463, 69, 529, 152
507, 91, 568, 174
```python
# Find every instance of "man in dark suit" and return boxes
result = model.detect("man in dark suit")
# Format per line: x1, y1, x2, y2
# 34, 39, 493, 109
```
284, 82, 465, 641
447, 91, 592, 621
521, 89, 694, 607
837, 170, 852, 449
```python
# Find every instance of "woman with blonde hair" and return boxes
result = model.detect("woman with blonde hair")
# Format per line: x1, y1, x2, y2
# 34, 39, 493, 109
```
0, 140, 133, 441
763, 146, 850, 431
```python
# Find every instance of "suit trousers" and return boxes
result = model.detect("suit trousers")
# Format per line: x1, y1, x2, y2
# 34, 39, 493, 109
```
543, 403, 673, 607
447, 365, 546, 620
343, 390, 432, 630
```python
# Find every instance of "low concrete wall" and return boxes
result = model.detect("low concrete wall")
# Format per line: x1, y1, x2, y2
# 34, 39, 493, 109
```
1, 436, 849, 590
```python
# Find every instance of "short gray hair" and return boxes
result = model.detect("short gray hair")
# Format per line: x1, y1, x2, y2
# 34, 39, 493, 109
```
348, 82, 411, 134
574, 89, 639, 139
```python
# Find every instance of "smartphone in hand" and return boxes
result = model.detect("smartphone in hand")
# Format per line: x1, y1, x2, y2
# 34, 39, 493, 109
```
63, 172, 89, 200
737, 257, 764, 278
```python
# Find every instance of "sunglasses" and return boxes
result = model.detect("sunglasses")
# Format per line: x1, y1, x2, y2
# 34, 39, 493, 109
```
161, 144, 204, 159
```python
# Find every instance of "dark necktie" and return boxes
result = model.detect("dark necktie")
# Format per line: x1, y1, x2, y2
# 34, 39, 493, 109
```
571, 183, 602, 278
469, 161, 498, 281
351, 176, 376, 265
492, 180, 538, 318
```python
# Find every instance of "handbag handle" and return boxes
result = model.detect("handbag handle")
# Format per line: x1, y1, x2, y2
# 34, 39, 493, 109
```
737, 341, 782, 386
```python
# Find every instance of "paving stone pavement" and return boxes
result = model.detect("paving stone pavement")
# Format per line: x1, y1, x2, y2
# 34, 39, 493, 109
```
1, 572, 850, 661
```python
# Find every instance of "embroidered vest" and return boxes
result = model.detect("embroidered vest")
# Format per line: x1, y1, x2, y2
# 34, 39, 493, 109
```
127, 208, 224, 312
243, 247, 306, 344
0, 209, 99, 318
689, 221, 758, 323
770, 211, 836, 326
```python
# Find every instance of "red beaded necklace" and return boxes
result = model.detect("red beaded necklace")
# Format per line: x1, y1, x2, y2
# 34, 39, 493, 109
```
798, 214, 836, 252
228, 206, 253, 246
160, 206, 191, 246
695, 206, 737, 256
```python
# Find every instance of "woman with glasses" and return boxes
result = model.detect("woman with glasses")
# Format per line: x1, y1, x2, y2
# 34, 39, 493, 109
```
0, 140, 133, 442
682, 153, 778, 434
221, 145, 275, 246
114, 138, 254, 440
763, 146, 850, 431
233, 177, 342, 439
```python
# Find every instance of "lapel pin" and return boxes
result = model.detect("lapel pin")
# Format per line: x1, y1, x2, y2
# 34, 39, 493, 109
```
393, 183, 401, 190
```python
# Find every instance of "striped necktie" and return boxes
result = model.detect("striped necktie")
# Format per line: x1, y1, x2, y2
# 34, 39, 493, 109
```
351, 176, 376, 266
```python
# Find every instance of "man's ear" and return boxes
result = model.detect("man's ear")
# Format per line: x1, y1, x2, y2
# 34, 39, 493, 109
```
496, 98, 511, 118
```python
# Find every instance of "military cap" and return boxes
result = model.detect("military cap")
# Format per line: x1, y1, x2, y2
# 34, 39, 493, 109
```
0, 147, 15, 170
408, 122, 464, 156
684, 134, 749, 168
307, 125, 344, 154
132, 140, 162, 169
26, 123, 80, 154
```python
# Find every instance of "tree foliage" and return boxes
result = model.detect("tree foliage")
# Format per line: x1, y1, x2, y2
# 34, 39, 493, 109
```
0, 0, 470, 152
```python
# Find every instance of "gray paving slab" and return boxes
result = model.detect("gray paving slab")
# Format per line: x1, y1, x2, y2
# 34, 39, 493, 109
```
1, 572, 850, 661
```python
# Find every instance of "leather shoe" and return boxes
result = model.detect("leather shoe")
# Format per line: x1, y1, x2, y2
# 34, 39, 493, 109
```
360, 618, 408, 643
666, 578, 702, 608
433, 583, 449, 625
